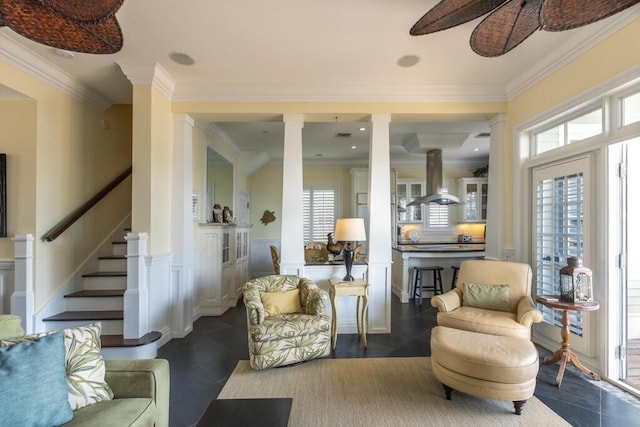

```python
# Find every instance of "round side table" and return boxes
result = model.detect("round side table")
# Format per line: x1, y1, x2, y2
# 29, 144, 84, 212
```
536, 296, 600, 386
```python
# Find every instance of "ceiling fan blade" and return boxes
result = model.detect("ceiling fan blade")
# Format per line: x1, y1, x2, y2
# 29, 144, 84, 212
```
1, 0, 123, 54
40, 0, 125, 22
471, 0, 543, 57
541, 0, 640, 31
410, 0, 508, 35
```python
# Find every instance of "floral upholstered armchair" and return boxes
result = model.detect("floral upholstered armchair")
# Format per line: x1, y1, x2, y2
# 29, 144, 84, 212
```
242, 275, 331, 370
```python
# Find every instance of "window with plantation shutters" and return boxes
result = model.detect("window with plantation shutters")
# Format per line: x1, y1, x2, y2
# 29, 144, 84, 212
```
533, 157, 590, 336
303, 185, 337, 243
427, 204, 450, 227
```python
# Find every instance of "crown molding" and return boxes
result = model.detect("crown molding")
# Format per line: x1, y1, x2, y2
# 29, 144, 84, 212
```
0, 33, 112, 111
171, 82, 508, 103
197, 122, 241, 157
117, 62, 175, 100
506, 9, 640, 100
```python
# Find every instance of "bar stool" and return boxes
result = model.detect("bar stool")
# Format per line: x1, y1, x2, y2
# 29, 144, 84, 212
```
412, 266, 444, 305
451, 266, 460, 290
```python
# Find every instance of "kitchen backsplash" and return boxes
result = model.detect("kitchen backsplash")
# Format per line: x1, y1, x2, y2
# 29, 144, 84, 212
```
398, 223, 486, 243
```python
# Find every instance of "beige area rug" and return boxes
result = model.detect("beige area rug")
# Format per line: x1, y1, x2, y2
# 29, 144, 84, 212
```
217, 357, 570, 427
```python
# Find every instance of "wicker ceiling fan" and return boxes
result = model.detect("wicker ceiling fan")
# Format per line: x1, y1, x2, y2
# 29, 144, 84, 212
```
410, 0, 640, 57
0, 0, 125, 54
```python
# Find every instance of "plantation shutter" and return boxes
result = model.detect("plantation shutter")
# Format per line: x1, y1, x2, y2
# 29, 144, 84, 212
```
533, 157, 590, 335
303, 186, 337, 243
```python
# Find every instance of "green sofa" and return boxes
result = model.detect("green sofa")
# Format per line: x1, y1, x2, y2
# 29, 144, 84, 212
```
65, 358, 170, 427
0, 314, 170, 427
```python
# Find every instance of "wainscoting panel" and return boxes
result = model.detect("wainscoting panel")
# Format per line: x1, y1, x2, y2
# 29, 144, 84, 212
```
147, 253, 173, 347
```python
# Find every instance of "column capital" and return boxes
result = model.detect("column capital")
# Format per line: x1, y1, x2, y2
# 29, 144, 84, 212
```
370, 114, 391, 124
117, 62, 175, 99
173, 113, 195, 127
489, 113, 506, 128
283, 113, 304, 124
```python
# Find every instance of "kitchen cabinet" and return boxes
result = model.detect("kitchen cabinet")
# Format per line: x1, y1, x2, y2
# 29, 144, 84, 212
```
396, 179, 424, 223
457, 177, 488, 223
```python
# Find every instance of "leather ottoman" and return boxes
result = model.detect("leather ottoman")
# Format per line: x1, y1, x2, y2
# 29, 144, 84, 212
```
430, 326, 539, 415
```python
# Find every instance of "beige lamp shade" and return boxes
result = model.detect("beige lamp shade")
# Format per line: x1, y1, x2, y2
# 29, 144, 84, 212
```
334, 218, 367, 242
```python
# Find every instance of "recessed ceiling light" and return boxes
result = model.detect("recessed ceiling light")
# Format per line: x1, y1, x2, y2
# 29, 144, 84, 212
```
351, 146, 357, 149
52, 48, 75, 59
359, 127, 366, 131
397, 54, 420, 68
473, 148, 480, 152
169, 52, 195, 66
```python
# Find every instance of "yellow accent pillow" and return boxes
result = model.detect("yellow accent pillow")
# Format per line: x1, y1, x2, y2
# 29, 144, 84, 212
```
462, 283, 510, 312
260, 289, 303, 316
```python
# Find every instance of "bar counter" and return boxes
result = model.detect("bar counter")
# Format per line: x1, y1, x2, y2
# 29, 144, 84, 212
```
392, 243, 485, 303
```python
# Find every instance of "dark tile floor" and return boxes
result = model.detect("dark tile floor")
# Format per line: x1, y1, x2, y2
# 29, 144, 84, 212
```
158, 296, 640, 426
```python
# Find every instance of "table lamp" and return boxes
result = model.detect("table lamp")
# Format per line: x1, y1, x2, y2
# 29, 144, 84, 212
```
334, 218, 367, 281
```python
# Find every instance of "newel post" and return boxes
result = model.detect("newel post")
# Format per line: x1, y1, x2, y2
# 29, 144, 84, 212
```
124, 232, 149, 338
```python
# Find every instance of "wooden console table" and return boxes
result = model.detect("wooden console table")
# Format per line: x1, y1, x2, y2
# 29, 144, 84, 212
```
536, 296, 600, 386
329, 279, 368, 349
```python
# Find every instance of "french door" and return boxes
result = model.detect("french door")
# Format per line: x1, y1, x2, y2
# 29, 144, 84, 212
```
532, 155, 594, 354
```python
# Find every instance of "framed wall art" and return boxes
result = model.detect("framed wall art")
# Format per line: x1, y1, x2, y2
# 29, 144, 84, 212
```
0, 154, 6, 237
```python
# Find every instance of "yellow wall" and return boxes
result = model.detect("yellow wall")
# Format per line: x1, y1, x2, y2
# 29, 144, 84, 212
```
1, 60, 132, 309
504, 18, 640, 248
150, 87, 173, 253
0, 100, 37, 258
131, 85, 173, 254
249, 166, 283, 240
249, 164, 360, 240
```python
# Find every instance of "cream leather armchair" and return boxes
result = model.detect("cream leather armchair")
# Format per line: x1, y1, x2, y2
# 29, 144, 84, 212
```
431, 260, 542, 338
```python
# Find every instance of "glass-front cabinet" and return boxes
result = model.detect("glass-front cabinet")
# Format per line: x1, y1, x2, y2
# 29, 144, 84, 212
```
396, 180, 424, 223
457, 177, 488, 223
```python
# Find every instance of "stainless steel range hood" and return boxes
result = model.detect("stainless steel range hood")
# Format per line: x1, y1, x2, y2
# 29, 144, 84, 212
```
407, 148, 460, 206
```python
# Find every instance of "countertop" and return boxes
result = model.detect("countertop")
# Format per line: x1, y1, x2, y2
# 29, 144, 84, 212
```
394, 243, 485, 253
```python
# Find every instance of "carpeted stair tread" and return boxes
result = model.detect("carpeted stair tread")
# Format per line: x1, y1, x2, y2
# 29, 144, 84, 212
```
43, 310, 123, 321
65, 289, 125, 298
101, 331, 162, 348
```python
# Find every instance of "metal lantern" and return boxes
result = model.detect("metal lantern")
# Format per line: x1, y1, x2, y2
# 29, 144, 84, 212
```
559, 257, 593, 303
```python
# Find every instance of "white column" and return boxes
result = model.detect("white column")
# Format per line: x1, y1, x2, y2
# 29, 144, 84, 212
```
485, 114, 505, 260
171, 114, 195, 337
124, 232, 149, 338
367, 114, 392, 333
279, 114, 305, 274
11, 234, 34, 333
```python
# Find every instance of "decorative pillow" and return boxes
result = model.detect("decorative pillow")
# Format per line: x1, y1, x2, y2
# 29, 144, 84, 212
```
0, 332, 74, 426
0, 314, 25, 339
0, 322, 114, 410
462, 282, 511, 312
260, 289, 303, 316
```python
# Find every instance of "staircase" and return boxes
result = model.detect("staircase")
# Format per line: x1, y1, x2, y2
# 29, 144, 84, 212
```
43, 230, 161, 358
